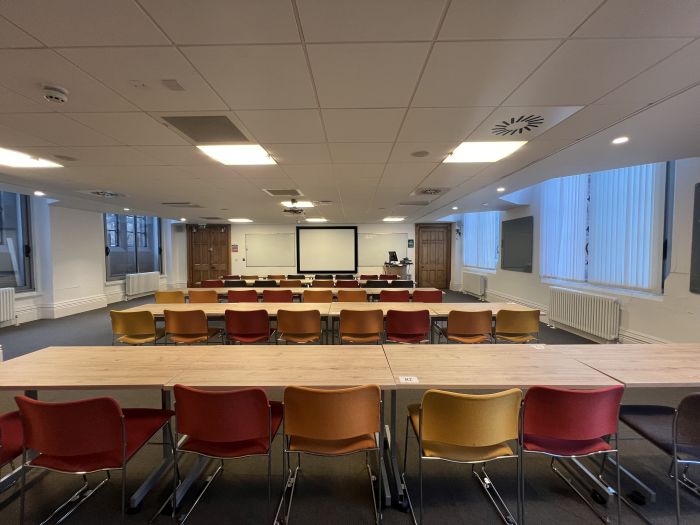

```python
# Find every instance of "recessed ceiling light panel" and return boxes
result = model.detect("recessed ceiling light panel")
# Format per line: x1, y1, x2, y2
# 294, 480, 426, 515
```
444, 141, 526, 163
281, 200, 314, 208
33, 190, 46, 197
612, 136, 629, 145
383, 217, 405, 222
497, 187, 506, 192
0, 147, 62, 168
228, 218, 253, 223
305, 217, 327, 222
197, 144, 275, 165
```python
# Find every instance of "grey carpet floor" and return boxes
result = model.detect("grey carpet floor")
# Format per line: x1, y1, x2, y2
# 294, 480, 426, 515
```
0, 292, 698, 524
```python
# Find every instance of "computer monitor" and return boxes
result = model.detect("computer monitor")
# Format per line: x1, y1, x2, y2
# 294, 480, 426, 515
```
388, 251, 398, 262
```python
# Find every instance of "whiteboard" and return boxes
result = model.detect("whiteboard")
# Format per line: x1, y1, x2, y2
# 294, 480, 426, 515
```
358, 233, 408, 266
297, 227, 357, 273
245, 233, 295, 267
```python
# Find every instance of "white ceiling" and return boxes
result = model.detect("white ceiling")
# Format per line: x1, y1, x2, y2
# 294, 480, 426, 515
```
0, 0, 699, 224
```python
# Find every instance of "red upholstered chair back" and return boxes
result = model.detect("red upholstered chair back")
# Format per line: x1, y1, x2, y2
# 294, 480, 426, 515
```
225, 309, 269, 337
335, 280, 359, 288
411, 290, 443, 303
174, 385, 271, 443
227, 289, 258, 303
379, 290, 410, 302
522, 386, 624, 441
262, 289, 294, 303
15, 396, 123, 457
360, 275, 378, 280
379, 274, 395, 280
385, 310, 430, 338
200, 279, 224, 288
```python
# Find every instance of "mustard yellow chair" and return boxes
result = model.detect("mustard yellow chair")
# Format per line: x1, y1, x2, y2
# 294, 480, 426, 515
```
404, 388, 522, 524
494, 309, 540, 343
188, 289, 219, 304
154, 290, 185, 304
110, 310, 164, 345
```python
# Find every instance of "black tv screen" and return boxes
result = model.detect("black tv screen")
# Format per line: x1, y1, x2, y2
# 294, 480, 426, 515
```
501, 216, 533, 273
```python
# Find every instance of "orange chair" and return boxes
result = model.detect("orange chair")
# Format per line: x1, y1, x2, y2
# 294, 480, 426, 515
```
337, 290, 368, 303
200, 279, 224, 288
277, 385, 382, 523
441, 310, 493, 344
155, 290, 185, 304
303, 289, 333, 303
262, 289, 294, 303
188, 289, 219, 304
164, 309, 221, 344
312, 280, 334, 288
339, 309, 383, 344
411, 290, 443, 303
110, 310, 164, 345
379, 290, 410, 302
494, 309, 540, 343
276, 310, 321, 344
227, 289, 259, 303
279, 279, 302, 288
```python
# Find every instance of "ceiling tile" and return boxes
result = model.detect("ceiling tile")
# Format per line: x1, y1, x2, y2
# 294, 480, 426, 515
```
398, 107, 493, 142
389, 142, 458, 163
282, 164, 332, 182
332, 163, 385, 179
265, 143, 331, 164
0, 113, 118, 146
328, 143, 392, 163
439, 0, 601, 40
21, 146, 162, 166
68, 113, 189, 145
182, 45, 317, 109
505, 38, 689, 106
135, 145, 220, 165
58, 47, 227, 112
322, 109, 404, 142
308, 43, 430, 108
0, 0, 168, 46
413, 40, 560, 107
422, 163, 484, 187
0, 16, 42, 48
140, 0, 299, 44
297, 0, 446, 42
381, 163, 438, 186
0, 85, 49, 112
229, 164, 286, 179
575, 0, 700, 38
0, 122, 54, 147
235, 109, 325, 143
468, 106, 582, 141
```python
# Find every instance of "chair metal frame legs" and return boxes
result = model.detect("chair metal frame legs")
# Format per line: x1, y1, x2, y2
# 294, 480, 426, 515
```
672, 412, 700, 524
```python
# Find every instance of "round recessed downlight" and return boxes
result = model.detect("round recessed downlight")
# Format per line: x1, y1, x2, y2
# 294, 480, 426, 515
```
33, 190, 46, 196
451, 206, 458, 210
612, 136, 629, 145
496, 187, 506, 192
411, 150, 430, 158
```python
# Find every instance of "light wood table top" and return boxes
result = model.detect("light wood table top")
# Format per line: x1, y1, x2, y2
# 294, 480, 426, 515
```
242, 278, 313, 286
166, 345, 395, 390
429, 302, 537, 316
547, 344, 700, 388
121, 302, 333, 317
0, 346, 205, 390
328, 302, 435, 316
384, 344, 621, 389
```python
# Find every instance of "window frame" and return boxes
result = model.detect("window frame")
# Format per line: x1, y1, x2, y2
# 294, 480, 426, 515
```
104, 214, 162, 281
0, 192, 34, 292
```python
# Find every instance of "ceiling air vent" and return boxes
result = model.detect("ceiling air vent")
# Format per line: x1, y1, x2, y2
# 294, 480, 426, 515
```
78, 190, 125, 199
161, 202, 203, 208
161, 79, 185, 91
162, 116, 248, 143
418, 188, 444, 196
200, 216, 223, 220
491, 115, 544, 136
314, 200, 334, 206
399, 201, 431, 206
283, 208, 305, 215
262, 188, 303, 197
53, 154, 78, 162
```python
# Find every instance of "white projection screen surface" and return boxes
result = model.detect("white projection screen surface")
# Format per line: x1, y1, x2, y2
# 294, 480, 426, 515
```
296, 227, 358, 273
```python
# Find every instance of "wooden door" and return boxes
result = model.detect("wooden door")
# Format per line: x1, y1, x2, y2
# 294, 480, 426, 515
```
187, 224, 230, 286
415, 224, 451, 289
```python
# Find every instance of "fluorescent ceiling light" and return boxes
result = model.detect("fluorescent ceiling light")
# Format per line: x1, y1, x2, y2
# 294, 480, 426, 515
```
179, 217, 186, 222
451, 206, 458, 210
612, 136, 629, 145
281, 200, 314, 208
33, 190, 46, 196
0, 147, 62, 168
383, 217, 405, 222
123, 207, 130, 211
444, 141, 526, 163
197, 144, 275, 165
305, 217, 327, 222
228, 218, 253, 223
496, 187, 506, 192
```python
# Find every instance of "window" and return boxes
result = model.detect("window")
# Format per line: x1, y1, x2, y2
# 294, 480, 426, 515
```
104, 214, 161, 280
0, 191, 33, 290
540, 163, 666, 292
463, 211, 501, 270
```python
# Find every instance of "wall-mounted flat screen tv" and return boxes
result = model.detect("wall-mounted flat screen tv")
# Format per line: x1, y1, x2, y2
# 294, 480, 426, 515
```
501, 216, 533, 273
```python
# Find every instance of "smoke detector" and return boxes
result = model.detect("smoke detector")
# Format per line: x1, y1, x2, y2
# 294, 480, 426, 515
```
42, 85, 69, 104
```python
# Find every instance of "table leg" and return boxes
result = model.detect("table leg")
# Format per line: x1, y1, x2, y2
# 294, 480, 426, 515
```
382, 388, 408, 510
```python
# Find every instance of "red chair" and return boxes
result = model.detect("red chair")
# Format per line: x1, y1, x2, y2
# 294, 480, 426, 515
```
0, 411, 22, 469
335, 280, 359, 288
379, 290, 410, 302
15, 395, 175, 522
385, 310, 430, 343
160, 385, 282, 523
222, 275, 240, 280
359, 274, 378, 280
262, 289, 294, 303
520, 385, 625, 523
200, 279, 224, 288
379, 274, 395, 280
411, 290, 443, 303
225, 310, 272, 344
227, 289, 258, 303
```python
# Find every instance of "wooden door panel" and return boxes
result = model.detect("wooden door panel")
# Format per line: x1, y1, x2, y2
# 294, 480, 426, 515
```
187, 225, 230, 286
416, 224, 450, 289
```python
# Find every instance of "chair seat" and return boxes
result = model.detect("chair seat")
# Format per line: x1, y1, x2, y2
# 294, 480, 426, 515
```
169, 328, 220, 344
278, 333, 321, 344
386, 334, 427, 344
446, 333, 490, 344
288, 433, 377, 455
180, 402, 283, 458
408, 404, 513, 462
341, 333, 381, 344
496, 334, 537, 343
117, 328, 166, 345
29, 408, 174, 473
620, 404, 700, 460
0, 411, 22, 466
523, 434, 611, 457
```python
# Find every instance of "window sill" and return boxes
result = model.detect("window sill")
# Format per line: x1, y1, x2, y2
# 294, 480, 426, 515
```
15, 290, 40, 299
462, 267, 497, 275
541, 278, 663, 301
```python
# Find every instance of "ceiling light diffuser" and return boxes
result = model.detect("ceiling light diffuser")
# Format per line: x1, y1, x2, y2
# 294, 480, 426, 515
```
197, 144, 275, 165
179, 218, 186, 222
0, 147, 62, 168
383, 217, 405, 222
612, 136, 629, 145
496, 187, 506, 192
33, 190, 46, 196
444, 141, 527, 163
281, 200, 314, 208
228, 218, 253, 223
123, 207, 130, 211
305, 217, 327, 222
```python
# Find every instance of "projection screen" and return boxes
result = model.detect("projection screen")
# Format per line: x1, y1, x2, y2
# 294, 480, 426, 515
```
296, 226, 358, 273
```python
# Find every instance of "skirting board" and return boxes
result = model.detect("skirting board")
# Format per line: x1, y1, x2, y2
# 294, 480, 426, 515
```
38, 294, 108, 319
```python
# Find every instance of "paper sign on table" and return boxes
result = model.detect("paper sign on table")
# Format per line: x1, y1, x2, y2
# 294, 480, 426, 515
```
399, 376, 419, 384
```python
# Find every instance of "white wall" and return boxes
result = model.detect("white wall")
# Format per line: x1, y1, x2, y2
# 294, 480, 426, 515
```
455, 157, 700, 343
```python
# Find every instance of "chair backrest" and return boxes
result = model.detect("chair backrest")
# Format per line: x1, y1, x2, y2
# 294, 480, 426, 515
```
200, 279, 224, 288
188, 289, 219, 303
391, 280, 414, 288
365, 280, 390, 288
262, 289, 294, 303
227, 289, 258, 303
312, 280, 334, 288
222, 275, 240, 280
110, 310, 156, 336
223, 280, 247, 287
303, 289, 333, 303
337, 289, 368, 303
15, 396, 124, 458
277, 309, 321, 335
155, 290, 185, 304
315, 274, 333, 280
412, 290, 443, 303
494, 309, 540, 336
266, 274, 285, 280
164, 309, 209, 335
522, 386, 624, 441
335, 274, 355, 280
279, 279, 302, 287
284, 385, 380, 441
676, 393, 700, 448
225, 309, 269, 337
360, 274, 378, 280
174, 385, 271, 444
339, 310, 383, 338
336, 280, 359, 288
385, 310, 430, 337
379, 274, 395, 280
287, 274, 305, 279
379, 290, 410, 302
241, 275, 259, 280
447, 310, 493, 336
254, 280, 278, 287
420, 388, 522, 447
0, 411, 21, 465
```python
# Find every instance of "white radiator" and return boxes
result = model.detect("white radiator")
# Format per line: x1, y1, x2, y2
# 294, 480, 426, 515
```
0, 287, 15, 323
549, 286, 620, 342
462, 271, 486, 299
125, 272, 160, 296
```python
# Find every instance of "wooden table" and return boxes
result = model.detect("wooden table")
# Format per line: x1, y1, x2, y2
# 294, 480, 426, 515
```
121, 302, 333, 317
327, 302, 435, 317
184, 287, 441, 298
428, 302, 536, 316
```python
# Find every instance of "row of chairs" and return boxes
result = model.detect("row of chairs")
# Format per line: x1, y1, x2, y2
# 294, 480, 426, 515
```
155, 289, 442, 304
217, 274, 395, 280
202, 279, 414, 288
